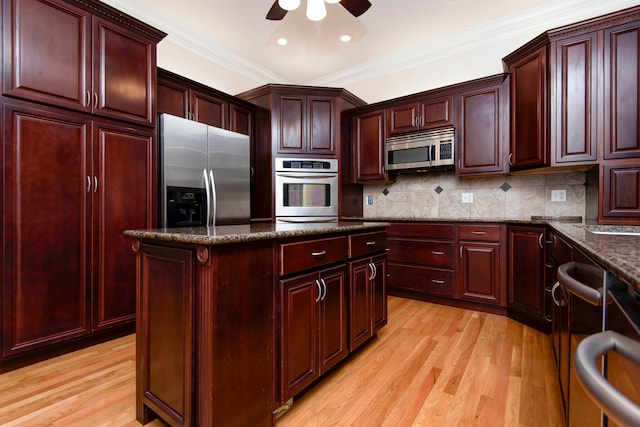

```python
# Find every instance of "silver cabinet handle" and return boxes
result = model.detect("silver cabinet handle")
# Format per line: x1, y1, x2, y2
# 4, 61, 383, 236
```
431, 279, 445, 284
311, 250, 327, 257
250, 166, 255, 177
366, 241, 376, 246
93, 176, 98, 192
85, 90, 91, 107
321, 278, 327, 301
203, 169, 211, 226
209, 169, 217, 226
315, 280, 322, 303
471, 231, 486, 235
557, 262, 603, 306
574, 331, 640, 427
538, 233, 544, 249
545, 263, 554, 268
372, 262, 377, 280
93, 92, 98, 109
86, 176, 91, 192
368, 262, 374, 281
459, 246, 463, 259
508, 153, 513, 166
432, 251, 445, 255
551, 281, 562, 307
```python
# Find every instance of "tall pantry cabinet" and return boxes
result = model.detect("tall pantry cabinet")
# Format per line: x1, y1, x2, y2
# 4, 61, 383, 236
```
1, 0, 165, 368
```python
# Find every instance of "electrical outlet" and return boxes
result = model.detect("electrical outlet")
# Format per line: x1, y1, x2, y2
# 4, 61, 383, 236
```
366, 195, 374, 205
551, 189, 566, 202
461, 192, 474, 203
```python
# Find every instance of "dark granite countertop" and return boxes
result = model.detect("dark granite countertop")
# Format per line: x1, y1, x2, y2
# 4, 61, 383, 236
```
124, 221, 390, 246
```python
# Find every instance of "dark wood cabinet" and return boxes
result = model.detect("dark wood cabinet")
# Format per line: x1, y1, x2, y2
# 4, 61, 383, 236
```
455, 75, 509, 175
506, 45, 549, 170
351, 109, 389, 183
604, 20, 640, 159
280, 265, 347, 403
1, 99, 154, 357
386, 96, 452, 136
552, 32, 599, 164
600, 159, 640, 222
507, 225, 549, 332
273, 93, 337, 155
456, 224, 506, 307
157, 69, 254, 135
349, 254, 386, 351
2, 0, 162, 127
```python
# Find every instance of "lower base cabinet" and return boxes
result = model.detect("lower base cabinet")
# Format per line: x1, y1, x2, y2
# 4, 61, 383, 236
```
279, 265, 348, 402
349, 253, 387, 351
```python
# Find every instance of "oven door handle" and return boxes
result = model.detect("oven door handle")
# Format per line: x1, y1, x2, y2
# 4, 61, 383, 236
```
276, 173, 338, 179
277, 218, 338, 223
575, 330, 640, 427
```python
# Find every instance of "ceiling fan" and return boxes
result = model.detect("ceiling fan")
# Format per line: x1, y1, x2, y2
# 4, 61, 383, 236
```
266, 0, 372, 21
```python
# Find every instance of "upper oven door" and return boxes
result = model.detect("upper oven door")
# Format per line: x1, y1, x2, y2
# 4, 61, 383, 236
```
275, 170, 338, 218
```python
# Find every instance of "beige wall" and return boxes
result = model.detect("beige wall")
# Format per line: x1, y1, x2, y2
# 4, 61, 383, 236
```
362, 172, 586, 221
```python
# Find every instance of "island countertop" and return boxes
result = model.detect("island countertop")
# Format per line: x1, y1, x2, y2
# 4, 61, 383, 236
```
124, 220, 390, 246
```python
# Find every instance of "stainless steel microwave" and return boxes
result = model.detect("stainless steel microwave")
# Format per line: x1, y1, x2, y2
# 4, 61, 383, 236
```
385, 127, 455, 172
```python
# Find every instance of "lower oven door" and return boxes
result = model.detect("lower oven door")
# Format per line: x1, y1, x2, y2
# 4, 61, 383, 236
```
275, 171, 338, 219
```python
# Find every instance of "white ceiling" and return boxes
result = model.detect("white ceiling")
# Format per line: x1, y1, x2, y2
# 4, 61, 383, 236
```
101, 0, 638, 102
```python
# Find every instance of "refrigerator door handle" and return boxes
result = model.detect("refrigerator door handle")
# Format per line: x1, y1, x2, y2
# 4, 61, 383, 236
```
209, 169, 217, 227
203, 168, 211, 226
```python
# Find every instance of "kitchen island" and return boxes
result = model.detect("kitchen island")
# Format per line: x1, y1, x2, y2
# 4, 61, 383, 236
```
124, 221, 389, 427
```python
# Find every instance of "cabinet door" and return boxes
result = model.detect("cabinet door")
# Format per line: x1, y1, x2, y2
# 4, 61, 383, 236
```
420, 97, 452, 130
191, 90, 226, 128
553, 32, 599, 164
157, 77, 189, 118
456, 84, 505, 175
277, 95, 305, 153
280, 271, 318, 400
507, 226, 546, 321
352, 109, 387, 182
604, 22, 640, 159
601, 160, 640, 221
92, 123, 154, 330
509, 45, 549, 170
318, 266, 348, 374
307, 95, 337, 155
349, 258, 372, 350
229, 103, 253, 136
92, 16, 156, 126
457, 242, 502, 305
387, 102, 420, 136
371, 254, 387, 334
2, 0, 91, 111
2, 101, 91, 357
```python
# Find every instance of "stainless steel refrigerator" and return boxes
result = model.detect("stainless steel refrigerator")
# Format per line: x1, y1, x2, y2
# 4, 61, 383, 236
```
159, 113, 250, 227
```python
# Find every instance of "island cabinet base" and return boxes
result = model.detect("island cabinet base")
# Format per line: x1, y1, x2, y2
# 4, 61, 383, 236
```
132, 240, 275, 427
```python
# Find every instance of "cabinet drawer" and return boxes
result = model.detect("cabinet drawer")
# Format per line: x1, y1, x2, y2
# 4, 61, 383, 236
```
280, 236, 347, 276
387, 238, 454, 268
349, 231, 387, 259
458, 224, 501, 241
387, 264, 454, 297
387, 222, 454, 239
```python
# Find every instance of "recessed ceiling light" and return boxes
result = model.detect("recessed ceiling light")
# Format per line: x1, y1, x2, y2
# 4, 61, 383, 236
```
277, 37, 289, 46
339, 34, 352, 43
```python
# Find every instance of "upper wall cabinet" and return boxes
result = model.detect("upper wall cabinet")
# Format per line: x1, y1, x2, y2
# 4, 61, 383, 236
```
604, 20, 640, 159
351, 109, 390, 183
455, 74, 509, 176
386, 96, 452, 137
503, 6, 640, 171
157, 68, 254, 135
2, 0, 165, 127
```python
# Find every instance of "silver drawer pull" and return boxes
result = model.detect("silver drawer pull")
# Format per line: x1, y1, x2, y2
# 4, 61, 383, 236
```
432, 251, 444, 255
311, 250, 327, 257
431, 279, 445, 284
366, 241, 376, 246
471, 231, 487, 235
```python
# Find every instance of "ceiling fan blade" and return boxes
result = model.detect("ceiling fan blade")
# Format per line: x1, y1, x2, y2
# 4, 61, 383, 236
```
266, 1, 288, 20
340, 0, 372, 17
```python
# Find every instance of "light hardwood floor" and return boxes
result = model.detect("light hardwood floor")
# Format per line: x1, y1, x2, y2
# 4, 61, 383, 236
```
0, 297, 564, 426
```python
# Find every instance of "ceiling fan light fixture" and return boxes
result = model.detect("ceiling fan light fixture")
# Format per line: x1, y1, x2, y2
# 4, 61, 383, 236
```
278, 0, 300, 11
306, 0, 327, 21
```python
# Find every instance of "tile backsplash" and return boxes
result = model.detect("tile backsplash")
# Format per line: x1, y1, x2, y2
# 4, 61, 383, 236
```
362, 172, 586, 221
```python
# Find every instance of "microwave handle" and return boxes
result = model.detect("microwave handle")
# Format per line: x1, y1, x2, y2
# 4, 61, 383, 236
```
431, 144, 435, 163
